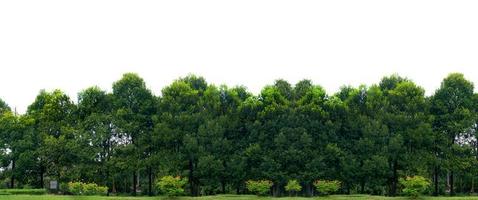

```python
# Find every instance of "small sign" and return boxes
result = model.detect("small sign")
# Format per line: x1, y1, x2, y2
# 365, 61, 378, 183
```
50, 180, 58, 189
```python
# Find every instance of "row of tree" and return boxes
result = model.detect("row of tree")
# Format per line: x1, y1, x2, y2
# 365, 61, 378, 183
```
0, 73, 477, 196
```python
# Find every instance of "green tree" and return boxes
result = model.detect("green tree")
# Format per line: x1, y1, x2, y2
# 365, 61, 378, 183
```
77, 86, 115, 194
156, 75, 211, 196
430, 73, 475, 196
26, 90, 78, 189
380, 76, 432, 196
0, 98, 10, 114
112, 73, 156, 196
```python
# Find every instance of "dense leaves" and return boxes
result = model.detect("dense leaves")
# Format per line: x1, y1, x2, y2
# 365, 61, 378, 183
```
285, 180, 302, 196
314, 180, 341, 196
246, 180, 273, 196
399, 176, 430, 198
156, 176, 188, 196
64, 182, 108, 196
0, 73, 477, 197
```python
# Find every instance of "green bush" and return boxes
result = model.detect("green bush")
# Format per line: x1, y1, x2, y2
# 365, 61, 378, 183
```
313, 180, 341, 196
399, 176, 430, 198
0, 189, 47, 195
245, 180, 273, 196
156, 175, 188, 196
65, 181, 108, 196
67, 182, 82, 195
22, 185, 34, 189
285, 179, 302, 195
59, 182, 68, 194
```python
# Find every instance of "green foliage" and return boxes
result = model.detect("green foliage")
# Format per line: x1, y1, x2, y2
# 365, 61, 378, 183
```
2, 73, 478, 197
314, 180, 341, 196
0, 189, 46, 195
0, 98, 9, 114
399, 176, 430, 198
65, 182, 108, 196
245, 180, 273, 196
285, 180, 302, 194
156, 176, 188, 196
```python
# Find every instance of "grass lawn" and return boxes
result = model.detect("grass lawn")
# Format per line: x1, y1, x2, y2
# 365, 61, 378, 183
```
2, 195, 478, 200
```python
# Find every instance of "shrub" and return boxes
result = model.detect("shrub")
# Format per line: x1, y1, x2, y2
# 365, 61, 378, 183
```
22, 185, 33, 189
67, 182, 82, 195
285, 179, 302, 195
65, 181, 108, 196
96, 185, 108, 195
245, 180, 273, 196
313, 180, 341, 195
83, 182, 107, 195
156, 175, 188, 196
0, 189, 47, 195
59, 182, 69, 194
399, 176, 430, 198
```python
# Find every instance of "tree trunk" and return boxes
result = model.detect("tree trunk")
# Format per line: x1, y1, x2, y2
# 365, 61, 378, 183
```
124, 177, 127, 193
40, 165, 44, 189
461, 174, 464, 194
56, 168, 61, 191
450, 171, 455, 196
360, 180, 365, 194
389, 160, 398, 196
346, 183, 351, 194
112, 176, 116, 194
106, 167, 110, 196
10, 159, 15, 188
221, 160, 226, 194
471, 177, 475, 194
305, 183, 313, 197
433, 166, 439, 196
148, 166, 153, 196
272, 184, 278, 197
106, 140, 111, 196
446, 171, 450, 194
132, 171, 137, 196
221, 180, 226, 194
189, 158, 197, 196
450, 137, 455, 196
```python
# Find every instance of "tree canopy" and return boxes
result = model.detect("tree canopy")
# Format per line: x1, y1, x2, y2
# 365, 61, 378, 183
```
0, 73, 477, 197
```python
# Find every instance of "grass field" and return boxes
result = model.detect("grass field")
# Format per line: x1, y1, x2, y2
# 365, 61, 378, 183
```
2, 195, 478, 200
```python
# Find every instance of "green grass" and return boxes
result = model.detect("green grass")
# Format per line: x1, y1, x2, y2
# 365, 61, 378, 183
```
1, 195, 478, 200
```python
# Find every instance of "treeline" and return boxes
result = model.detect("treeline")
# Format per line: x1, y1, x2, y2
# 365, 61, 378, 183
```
0, 73, 477, 197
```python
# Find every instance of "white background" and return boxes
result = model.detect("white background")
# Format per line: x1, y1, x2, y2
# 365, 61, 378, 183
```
1, 0, 477, 113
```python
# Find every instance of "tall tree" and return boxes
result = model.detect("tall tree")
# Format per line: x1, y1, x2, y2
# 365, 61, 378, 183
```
431, 73, 475, 195
379, 76, 433, 196
112, 73, 156, 196
0, 111, 38, 188
26, 89, 78, 188
77, 86, 115, 193
157, 75, 210, 196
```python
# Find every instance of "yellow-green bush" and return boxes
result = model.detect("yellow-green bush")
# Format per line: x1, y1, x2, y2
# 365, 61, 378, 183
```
285, 179, 302, 195
399, 176, 430, 198
313, 180, 341, 195
245, 180, 273, 196
64, 181, 108, 196
156, 176, 188, 196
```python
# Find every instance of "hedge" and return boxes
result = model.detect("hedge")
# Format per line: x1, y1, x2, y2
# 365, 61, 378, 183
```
0, 189, 47, 195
